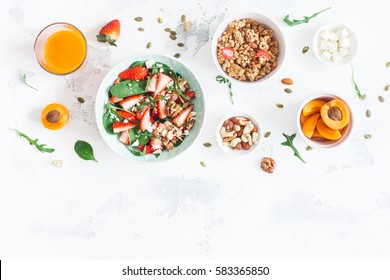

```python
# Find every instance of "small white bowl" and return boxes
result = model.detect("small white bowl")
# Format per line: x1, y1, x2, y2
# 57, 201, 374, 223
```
313, 23, 358, 66
297, 92, 354, 149
216, 113, 262, 155
211, 12, 286, 84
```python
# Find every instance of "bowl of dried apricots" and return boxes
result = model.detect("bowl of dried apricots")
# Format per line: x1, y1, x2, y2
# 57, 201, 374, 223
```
297, 92, 353, 149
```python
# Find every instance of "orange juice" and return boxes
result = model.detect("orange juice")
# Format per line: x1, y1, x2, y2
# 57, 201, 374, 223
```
43, 28, 87, 74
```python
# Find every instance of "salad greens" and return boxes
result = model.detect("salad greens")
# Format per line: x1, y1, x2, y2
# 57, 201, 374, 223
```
283, 7, 332, 27
216, 75, 234, 105
74, 140, 98, 162
102, 103, 121, 134
110, 80, 147, 98
281, 133, 306, 163
12, 128, 55, 153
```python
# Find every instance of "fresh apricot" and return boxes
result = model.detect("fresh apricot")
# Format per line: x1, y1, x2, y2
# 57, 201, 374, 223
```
320, 98, 350, 130
302, 113, 320, 138
41, 103, 69, 130
316, 118, 342, 140
302, 99, 326, 117
311, 128, 324, 139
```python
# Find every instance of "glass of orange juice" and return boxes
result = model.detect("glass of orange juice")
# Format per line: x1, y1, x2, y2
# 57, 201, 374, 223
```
34, 22, 87, 75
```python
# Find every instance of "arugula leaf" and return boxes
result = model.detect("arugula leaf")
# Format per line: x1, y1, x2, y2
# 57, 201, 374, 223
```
281, 133, 306, 163
130, 61, 146, 67
74, 140, 98, 162
283, 7, 332, 27
21, 73, 38, 91
216, 75, 234, 105
350, 63, 362, 99
110, 80, 147, 98
102, 103, 120, 135
11, 128, 55, 153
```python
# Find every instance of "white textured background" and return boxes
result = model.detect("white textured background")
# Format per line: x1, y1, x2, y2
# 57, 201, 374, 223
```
1, 0, 390, 259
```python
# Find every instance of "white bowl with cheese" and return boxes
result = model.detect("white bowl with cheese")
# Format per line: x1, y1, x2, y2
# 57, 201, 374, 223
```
313, 24, 358, 66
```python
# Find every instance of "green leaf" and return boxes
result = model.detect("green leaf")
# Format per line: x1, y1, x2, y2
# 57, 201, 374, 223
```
216, 75, 234, 105
130, 61, 146, 67
110, 80, 147, 98
281, 133, 306, 163
102, 104, 120, 135
74, 140, 98, 162
283, 7, 332, 27
129, 127, 152, 146
350, 63, 362, 99
11, 128, 55, 153
22, 73, 38, 91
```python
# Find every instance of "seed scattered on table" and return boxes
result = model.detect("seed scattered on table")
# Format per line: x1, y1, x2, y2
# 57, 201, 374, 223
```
170, 34, 177, 40
361, 94, 366, 100
164, 27, 171, 32
181, 15, 186, 22
138, 27, 144, 32
385, 85, 390, 91
134, 17, 143, 22
306, 146, 313, 151
170, 31, 177, 36
364, 134, 372, 140
77, 97, 85, 103
379, 96, 385, 103
284, 88, 292, 94
146, 42, 152, 49
183, 21, 193, 31
264, 131, 271, 138
302, 46, 309, 53
386, 62, 390, 68
157, 17, 163, 24
52, 160, 63, 167
203, 142, 212, 148
177, 42, 185, 47
174, 53, 180, 58
276, 103, 284, 108
366, 109, 371, 118
200, 161, 207, 168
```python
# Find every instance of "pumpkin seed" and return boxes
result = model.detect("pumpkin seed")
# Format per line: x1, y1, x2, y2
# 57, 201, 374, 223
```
181, 15, 186, 22
174, 53, 180, 58
157, 17, 163, 23
164, 27, 171, 32
364, 134, 372, 140
135, 17, 143, 22
386, 62, 390, 68
302, 46, 309, 53
385, 85, 390, 91
177, 42, 185, 47
77, 97, 85, 103
276, 103, 284, 108
284, 88, 292, 94
200, 161, 207, 168
138, 27, 144, 32
170, 31, 177, 36
379, 96, 385, 103
203, 142, 212, 148
366, 109, 371, 118
146, 42, 152, 49
306, 146, 313, 151
264, 131, 271, 138
170, 34, 177, 40
361, 94, 366, 100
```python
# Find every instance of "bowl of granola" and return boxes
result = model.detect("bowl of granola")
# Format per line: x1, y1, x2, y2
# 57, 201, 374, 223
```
95, 54, 205, 162
212, 13, 285, 83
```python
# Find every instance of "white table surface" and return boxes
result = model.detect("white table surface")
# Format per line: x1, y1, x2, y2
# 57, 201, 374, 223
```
1, 0, 390, 259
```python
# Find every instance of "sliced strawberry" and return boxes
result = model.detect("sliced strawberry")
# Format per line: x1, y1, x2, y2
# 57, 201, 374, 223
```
150, 116, 155, 123
117, 110, 137, 122
118, 66, 149, 81
112, 122, 137, 133
255, 49, 270, 59
150, 137, 162, 147
109, 95, 123, 104
119, 95, 142, 110
151, 106, 158, 118
157, 99, 167, 119
139, 107, 151, 131
97, 19, 120, 47
170, 92, 179, 102
184, 90, 195, 99
155, 73, 173, 93
172, 104, 194, 127
139, 145, 154, 154
221, 47, 234, 59
147, 74, 158, 92
119, 131, 130, 144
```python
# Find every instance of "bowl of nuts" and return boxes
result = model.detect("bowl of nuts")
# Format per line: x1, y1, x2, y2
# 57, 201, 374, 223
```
212, 12, 285, 83
217, 113, 261, 155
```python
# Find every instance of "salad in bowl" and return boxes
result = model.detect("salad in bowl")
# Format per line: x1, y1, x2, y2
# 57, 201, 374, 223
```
95, 54, 205, 162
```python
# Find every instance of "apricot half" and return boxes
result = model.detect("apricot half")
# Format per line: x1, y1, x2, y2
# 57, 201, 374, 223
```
41, 103, 69, 130
302, 99, 326, 117
316, 118, 342, 140
320, 99, 350, 130
302, 113, 320, 138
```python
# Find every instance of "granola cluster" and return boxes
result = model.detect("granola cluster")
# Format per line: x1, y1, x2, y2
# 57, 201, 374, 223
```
217, 18, 279, 81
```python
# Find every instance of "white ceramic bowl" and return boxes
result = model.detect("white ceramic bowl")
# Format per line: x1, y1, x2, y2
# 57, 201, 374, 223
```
216, 113, 262, 155
211, 12, 286, 84
95, 54, 206, 163
297, 92, 354, 149
313, 24, 358, 66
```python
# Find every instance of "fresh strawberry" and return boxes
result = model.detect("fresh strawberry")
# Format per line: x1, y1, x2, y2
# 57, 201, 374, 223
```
157, 99, 167, 119
184, 90, 195, 99
221, 47, 234, 59
112, 122, 137, 133
255, 49, 270, 59
139, 145, 154, 154
140, 107, 151, 131
155, 73, 173, 93
147, 74, 158, 92
170, 92, 179, 102
117, 110, 137, 122
172, 104, 194, 127
109, 95, 123, 104
119, 95, 142, 110
151, 106, 158, 118
118, 66, 149, 81
118, 131, 130, 144
97, 19, 120, 47
150, 116, 155, 123
150, 137, 162, 147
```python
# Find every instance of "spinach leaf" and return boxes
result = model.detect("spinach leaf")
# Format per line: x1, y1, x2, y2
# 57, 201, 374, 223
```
110, 80, 147, 98
130, 61, 146, 67
74, 140, 98, 162
129, 127, 152, 146
102, 103, 120, 135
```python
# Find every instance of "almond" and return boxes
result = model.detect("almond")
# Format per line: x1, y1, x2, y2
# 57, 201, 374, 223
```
281, 78, 293, 85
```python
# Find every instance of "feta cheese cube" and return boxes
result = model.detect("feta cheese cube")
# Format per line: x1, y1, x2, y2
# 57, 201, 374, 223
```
328, 42, 338, 53
332, 52, 343, 62
329, 32, 339, 42
145, 59, 155, 68
320, 30, 332, 41
339, 38, 351, 48
337, 28, 349, 38
320, 40, 331, 51
320, 51, 332, 62
339, 47, 349, 57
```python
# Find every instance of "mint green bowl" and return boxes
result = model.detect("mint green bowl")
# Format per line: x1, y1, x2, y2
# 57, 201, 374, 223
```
95, 54, 206, 163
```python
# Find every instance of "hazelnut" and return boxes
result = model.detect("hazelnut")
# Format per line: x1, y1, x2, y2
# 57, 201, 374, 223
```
242, 142, 251, 150
223, 119, 234, 130
233, 142, 242, 151
230, 116, 251, 126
